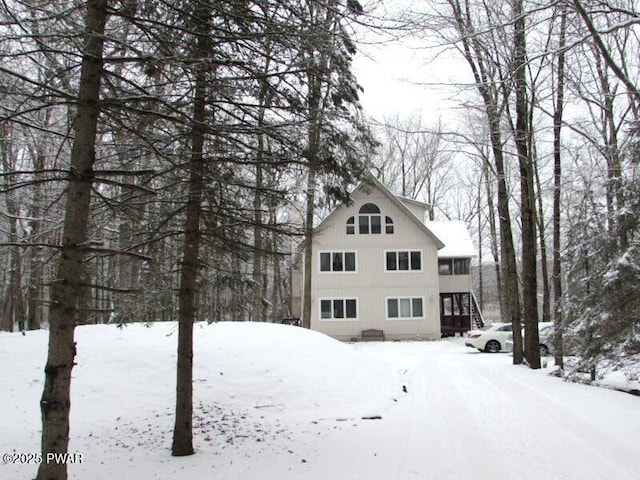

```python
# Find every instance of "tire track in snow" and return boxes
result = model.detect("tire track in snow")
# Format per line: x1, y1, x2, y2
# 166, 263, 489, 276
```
395, 353, 478, 479
393, 345, 639, 480
468, 358, 639, 480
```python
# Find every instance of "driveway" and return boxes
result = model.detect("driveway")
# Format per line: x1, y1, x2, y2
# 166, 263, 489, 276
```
337, 339, 640, 480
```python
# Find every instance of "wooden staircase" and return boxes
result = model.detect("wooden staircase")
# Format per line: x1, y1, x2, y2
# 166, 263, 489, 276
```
470, 291, 485, 330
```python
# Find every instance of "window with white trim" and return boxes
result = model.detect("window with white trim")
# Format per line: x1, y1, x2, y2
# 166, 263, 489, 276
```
385, 250, 422, 271
386, 297, 424, 320
319, 251, 356, 272
346, 205, 394, 235
358, 203, 382, 234
320, 298, 358, 320
346, 216, 355, 235
385, 216, 394, 234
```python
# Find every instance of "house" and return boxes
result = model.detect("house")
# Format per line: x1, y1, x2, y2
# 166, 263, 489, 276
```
290, 176, 483, 341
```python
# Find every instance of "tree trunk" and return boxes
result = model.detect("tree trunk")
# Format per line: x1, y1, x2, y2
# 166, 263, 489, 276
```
477, 179, 484, 311
26, 245, 43, 330
482, 94, 522, 360
553, 8, 567, 368
268, 195, 280, 323
26, 145, 46, 330
483, 160, 502, 314
447, 0, 522, 361
171, 79, 204, 456
534, 164, 551, 324
172, 1, 210, 457
494, 123, 523, 365
251, 54, 273, 322
12, 243, 26, 332
0, 124, 24, 333
302, 164, 317, 329
36, 2, 107, 479
301, 29, 325, 329
2, 219, 23, 333
513, 0, 540, 369
251, 159, 264, 321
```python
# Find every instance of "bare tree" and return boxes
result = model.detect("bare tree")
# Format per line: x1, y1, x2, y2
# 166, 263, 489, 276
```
438, 0, 524, 362
552, 5, 567, 368
512, 0, 541, 368
373, 114, 453, 217
0, 123, 25, 332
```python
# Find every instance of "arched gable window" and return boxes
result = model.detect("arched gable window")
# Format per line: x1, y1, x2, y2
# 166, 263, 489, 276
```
385, 216, 394, 234
346, 203, 395, 235
346, 216, 355, 235
359, 203, 380, 214
358, 203, 381, 234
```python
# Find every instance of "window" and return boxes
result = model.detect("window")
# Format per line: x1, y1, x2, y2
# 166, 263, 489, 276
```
438, 259, 452, 275
411, 251, 421, 270
358, 215, 369, 234
359, 203, 380, 214
440, 293, 470, 316
385, 216, 394, 234
358, 203, 381, 234
442, 295, 453, 315
439, 258, 471, 275
348, 204, 393, 235
387, 297, 424, 320
346, 216, 355, 235
319, 251, 356, 272
320, 298, 358, 321
385, 250, 422, 271
454, 258, 470, 275
371, 215, 381, 234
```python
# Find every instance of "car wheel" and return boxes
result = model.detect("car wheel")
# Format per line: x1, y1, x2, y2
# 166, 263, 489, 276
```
485, 340, 501, 353
540, 344, 550, 356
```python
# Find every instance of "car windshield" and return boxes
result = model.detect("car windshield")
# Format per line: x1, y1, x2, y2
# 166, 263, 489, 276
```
479, 325, 493, 331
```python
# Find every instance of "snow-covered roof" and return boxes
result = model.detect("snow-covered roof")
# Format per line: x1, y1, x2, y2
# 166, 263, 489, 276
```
396, 195, 430, 209
425, 220, 477, 258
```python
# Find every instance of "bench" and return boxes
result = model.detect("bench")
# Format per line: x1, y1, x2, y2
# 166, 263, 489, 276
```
361, 329, 385, 341
280, 317, 301, 326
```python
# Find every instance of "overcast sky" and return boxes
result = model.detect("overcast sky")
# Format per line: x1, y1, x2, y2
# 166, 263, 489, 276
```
352, 21, 474, 124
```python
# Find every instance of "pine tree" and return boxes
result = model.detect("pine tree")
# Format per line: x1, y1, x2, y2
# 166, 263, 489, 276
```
564, 125, 640, 377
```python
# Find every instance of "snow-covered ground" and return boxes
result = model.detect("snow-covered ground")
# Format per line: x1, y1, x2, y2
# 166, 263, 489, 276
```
1, 322, 639, 480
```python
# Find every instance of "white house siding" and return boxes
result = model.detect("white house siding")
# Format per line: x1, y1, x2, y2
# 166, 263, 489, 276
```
438, 274, 472, 293
399, 201, 428, 223
309, 189, 441, 341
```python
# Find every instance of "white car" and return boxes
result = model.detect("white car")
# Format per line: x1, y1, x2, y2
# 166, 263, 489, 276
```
465, 323, 513, 353
538, 323, 568, 355
534, 324, 551, 355
506, 322, 556, 355
505, 334, 514, 352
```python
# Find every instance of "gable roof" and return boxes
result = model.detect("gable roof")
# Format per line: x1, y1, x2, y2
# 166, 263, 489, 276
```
315, 174, 446, 250
425, 221, 477, 258
396, 195, 431, 210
